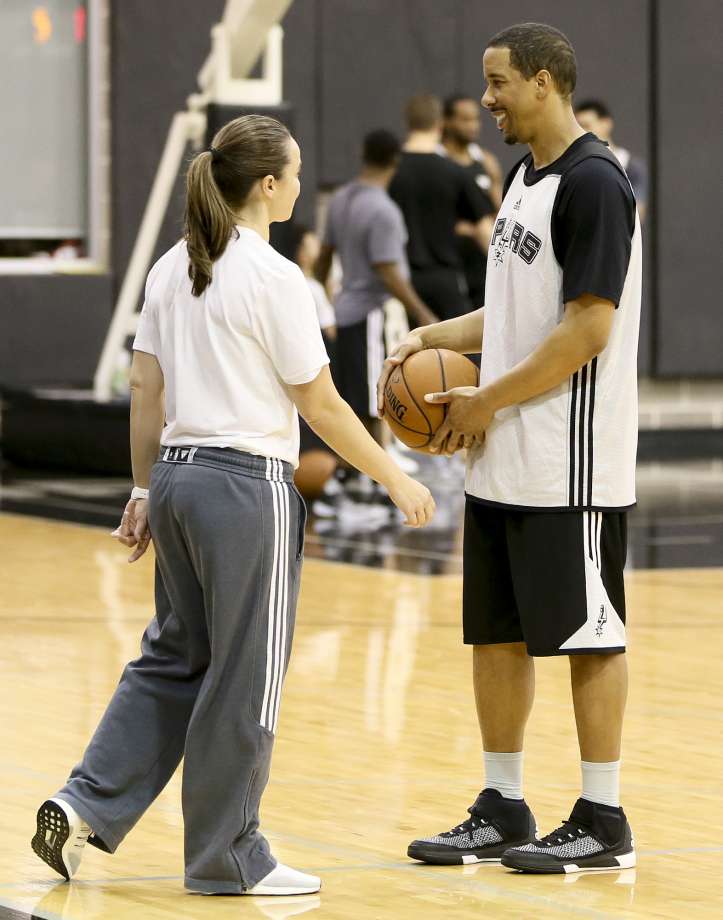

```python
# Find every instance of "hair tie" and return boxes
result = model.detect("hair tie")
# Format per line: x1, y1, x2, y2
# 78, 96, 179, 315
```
208, 146, 221, 164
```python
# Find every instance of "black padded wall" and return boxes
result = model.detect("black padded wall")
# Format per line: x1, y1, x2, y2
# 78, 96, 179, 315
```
655, 0, 722, 375
0, 276, 111, 387
1, 0, 721, 387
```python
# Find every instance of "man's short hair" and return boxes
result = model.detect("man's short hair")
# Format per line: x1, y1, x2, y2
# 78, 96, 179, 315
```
575, 98, 612, 119
362, 129, 401, 169
404, 94, 443, 131
487, 22, 577, 98
443, 93, 477, 119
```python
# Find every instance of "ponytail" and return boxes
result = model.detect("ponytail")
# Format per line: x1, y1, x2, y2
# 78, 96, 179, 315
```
183, 114, 292, 297
184, 151, 237, 296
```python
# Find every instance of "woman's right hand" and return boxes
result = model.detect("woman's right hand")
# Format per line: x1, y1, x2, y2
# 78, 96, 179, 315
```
386, 474, 436, 528
376, 330, 426, 419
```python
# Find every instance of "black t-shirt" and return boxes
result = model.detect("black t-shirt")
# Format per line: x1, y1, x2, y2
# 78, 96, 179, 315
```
504, 134, 636, 306
457, 155, 496, 301
389, 152, 489, 272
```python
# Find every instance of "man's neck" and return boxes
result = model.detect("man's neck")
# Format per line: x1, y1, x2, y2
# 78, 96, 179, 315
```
404, 131, 440, 153
442, 137, 473, 165
358, 167, 393, 189
527, 107, 586, 170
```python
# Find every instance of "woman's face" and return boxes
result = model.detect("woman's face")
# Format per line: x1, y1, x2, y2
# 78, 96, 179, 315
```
268, 137, 301, 222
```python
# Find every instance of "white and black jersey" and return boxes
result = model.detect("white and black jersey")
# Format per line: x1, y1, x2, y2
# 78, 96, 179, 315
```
466, 133, 642, 511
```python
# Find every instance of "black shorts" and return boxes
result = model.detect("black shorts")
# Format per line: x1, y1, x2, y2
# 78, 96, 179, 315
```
463, 499, 628, 656
331, 309, 385, 419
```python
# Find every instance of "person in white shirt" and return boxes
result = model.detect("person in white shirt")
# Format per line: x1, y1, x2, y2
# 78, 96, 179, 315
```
31, 114, 434, 897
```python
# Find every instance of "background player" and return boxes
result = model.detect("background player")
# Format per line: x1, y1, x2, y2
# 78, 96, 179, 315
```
441, 93, 502, 307
575, 98, 648, 222
389, 95, 493, 321
315, 129, 435, 509
31, 115, 434, 895
379, 22, 641, 875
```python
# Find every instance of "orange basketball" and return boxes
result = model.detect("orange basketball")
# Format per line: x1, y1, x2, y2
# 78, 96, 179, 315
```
383, 349, 479, 452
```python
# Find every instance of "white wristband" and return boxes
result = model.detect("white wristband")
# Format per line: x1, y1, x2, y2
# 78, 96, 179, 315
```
131, 487, 149, 501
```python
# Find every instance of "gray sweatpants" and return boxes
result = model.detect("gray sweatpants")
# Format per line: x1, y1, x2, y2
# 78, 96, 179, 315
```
56, 447, 306, 893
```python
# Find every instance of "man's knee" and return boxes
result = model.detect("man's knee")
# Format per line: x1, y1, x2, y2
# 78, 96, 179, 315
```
569, 651, 627, 682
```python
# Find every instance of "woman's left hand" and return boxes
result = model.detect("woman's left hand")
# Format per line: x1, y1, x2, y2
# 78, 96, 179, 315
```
112, 498, 152, 563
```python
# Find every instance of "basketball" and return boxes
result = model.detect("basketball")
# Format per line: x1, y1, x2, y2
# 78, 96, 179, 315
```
383, 349, 479, 451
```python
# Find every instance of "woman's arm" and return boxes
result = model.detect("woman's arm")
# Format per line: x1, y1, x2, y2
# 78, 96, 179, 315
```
129, 351, 165, 487
289, 367, 435, 527
113, 351, 165, 562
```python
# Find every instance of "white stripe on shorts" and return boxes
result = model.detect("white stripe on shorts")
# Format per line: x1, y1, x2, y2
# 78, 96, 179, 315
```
366, 308, 385, 416
260, 458, 291, 733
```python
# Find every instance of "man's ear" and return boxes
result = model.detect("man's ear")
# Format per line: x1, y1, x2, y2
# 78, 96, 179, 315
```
536, 69, 553, 98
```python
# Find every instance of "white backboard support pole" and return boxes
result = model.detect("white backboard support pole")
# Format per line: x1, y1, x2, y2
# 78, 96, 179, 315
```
94, 0, 293, 401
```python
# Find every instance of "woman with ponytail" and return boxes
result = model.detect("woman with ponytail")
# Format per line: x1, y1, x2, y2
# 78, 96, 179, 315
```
31, 115, 435, 896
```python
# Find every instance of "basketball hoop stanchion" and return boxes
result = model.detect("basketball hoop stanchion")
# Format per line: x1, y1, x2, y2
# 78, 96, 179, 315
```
93, 0, 292, 402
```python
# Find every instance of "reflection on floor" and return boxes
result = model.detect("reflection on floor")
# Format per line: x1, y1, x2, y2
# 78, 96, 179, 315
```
1, 455, 723, 574
2, 515, 723, 919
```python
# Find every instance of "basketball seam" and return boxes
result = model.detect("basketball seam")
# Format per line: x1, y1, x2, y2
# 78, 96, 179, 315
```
399, 362, 433, 437
435, 349, 448, 423
385, 415, 435, 439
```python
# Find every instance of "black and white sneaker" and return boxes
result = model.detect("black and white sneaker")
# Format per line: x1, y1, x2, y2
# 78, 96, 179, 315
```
408, 789, 537, 865
31, 798, 91, 880
501, 797, 636, 874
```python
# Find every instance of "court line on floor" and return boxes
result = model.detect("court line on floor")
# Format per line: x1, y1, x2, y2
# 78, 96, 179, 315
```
5, 845, 722, 920
0, 897, 66, 920
0, 870, 616, 920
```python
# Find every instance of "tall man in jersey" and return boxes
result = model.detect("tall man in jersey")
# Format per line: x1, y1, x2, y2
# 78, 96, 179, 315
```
378, 22, 641, 874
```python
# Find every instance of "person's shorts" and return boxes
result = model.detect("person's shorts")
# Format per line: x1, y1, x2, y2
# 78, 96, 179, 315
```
331, 308, 385, 419
463, 498, 628, 656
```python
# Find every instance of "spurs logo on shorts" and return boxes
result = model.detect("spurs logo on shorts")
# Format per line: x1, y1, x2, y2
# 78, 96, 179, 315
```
558, 512, 626, 653
596, 605, 607, 637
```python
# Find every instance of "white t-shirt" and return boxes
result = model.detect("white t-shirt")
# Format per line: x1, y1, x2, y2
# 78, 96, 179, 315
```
133, 227, 329, 467
305, 276, 336, 330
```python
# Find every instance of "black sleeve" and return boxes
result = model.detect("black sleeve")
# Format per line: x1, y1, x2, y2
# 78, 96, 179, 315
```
456, 168, 489, 222
552, 158, 635, 306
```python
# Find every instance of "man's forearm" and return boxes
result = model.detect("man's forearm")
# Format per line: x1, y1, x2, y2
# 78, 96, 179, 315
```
374, 264, 435, 324
130, 388, 165, 488
418, 308, 484, 354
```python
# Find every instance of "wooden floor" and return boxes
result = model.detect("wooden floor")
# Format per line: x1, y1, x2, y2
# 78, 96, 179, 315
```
1, 512, 722, 919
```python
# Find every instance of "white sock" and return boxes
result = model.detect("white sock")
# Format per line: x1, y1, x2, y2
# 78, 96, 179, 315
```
483, 751, 523, 799
581, 760, 620, 808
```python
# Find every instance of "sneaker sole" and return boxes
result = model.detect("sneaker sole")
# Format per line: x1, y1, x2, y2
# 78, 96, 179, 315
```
502, 849, 636, 874
31, 800, 72, 880
244, 884, 322, 896
408, 838, 532, 866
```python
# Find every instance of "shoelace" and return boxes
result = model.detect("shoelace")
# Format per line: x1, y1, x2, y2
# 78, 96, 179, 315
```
538, 820, 588, 847
446, 815, 488, 836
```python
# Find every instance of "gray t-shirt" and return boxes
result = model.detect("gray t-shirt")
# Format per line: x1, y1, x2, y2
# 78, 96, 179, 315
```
324, 181, 410, 327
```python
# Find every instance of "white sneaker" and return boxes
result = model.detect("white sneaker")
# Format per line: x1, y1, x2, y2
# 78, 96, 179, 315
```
245, 862, 321, 896
31, 798, 91, 880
